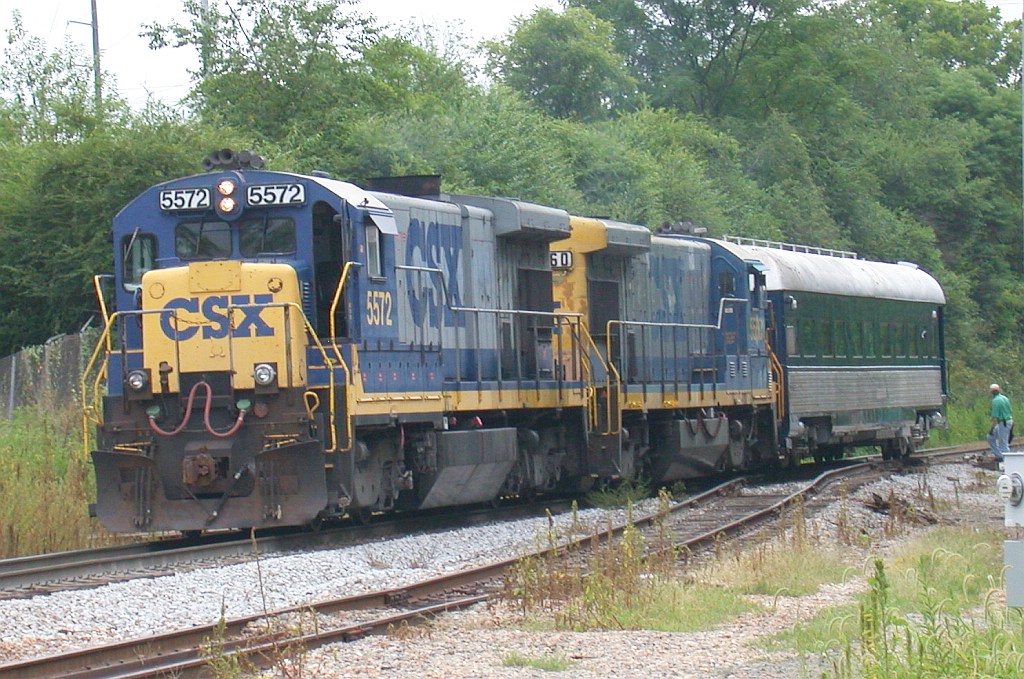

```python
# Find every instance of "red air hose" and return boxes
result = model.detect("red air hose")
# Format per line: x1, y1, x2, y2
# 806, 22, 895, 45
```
148, 381, 248, 438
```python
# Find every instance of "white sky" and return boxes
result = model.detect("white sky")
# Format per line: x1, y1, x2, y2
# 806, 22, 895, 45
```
0, 0, 1019, 110
0, 0, 560, 109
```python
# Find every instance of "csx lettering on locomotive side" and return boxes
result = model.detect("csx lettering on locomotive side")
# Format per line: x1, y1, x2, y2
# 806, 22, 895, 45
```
404, 219, 464, 328
159, 294, 275, 340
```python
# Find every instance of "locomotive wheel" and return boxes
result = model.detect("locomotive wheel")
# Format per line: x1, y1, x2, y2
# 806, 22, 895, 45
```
349, 507, 373, 525
815, 445, 843, 464
881, 439, 909, 460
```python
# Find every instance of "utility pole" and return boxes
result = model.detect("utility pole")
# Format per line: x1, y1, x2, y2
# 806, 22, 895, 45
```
201, 0, 210, 77
90, 0, 101, 108
70, 0, 102, 108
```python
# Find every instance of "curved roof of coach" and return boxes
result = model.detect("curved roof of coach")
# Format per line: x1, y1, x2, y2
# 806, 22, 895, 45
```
710, 239, 945, 305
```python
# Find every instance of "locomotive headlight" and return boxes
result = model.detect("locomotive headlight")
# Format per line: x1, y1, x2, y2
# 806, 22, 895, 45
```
218, 196, 237, 212
253, 363, 277, 387
216, 179, 236, 196
126, 369, 149, 391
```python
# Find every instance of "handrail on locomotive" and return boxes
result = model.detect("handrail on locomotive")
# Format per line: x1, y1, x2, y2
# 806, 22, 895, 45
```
83, 260, 617, 463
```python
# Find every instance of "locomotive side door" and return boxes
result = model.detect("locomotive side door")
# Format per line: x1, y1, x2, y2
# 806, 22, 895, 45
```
312, 201, 351, 340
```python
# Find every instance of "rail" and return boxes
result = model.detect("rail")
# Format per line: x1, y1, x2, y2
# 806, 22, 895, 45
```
396, 264, 597, 398
1, 452, 971, 678
766, 332, 786, 419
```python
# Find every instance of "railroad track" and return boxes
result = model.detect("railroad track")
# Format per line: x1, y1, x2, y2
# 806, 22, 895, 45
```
0, 446, 980, 679
0, 500, 573, 600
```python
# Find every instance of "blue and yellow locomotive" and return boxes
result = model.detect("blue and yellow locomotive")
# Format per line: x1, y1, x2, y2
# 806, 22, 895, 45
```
84, 152, 946, 533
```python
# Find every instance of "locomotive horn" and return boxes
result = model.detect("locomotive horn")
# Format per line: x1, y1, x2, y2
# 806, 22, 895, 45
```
201, 156, 216, 172
214, 148, 237, 167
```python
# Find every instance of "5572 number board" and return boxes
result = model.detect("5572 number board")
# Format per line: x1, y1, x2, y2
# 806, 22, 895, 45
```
247, 183, 305, 206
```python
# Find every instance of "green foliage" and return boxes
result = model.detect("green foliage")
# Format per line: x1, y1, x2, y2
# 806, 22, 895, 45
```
0, 12, 109, 141
822, 534, 1024, 678
146, 0, 376, 141
569, 0, 808, 115
586, 478, 650, 508
487, 7, 637, 121
777, 527, 1011, 672
0, 118, 249, 354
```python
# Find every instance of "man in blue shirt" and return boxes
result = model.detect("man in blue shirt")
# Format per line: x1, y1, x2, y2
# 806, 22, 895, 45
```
989, 383, 1013, 463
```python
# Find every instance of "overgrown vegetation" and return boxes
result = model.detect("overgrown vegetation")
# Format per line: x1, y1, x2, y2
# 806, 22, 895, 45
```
0, 402, 113, 557
770, 527, 1022, 678
505, 492, 848, 632
505, 492, 1020, 677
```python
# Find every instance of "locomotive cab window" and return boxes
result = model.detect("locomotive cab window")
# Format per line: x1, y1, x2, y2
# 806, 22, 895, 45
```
718, 271, 735, 298
122, 232, 157, 291
239, 216, 296, 257
748, 272, 766, 308
365, 220, 384, 279
176, 220, 231, 259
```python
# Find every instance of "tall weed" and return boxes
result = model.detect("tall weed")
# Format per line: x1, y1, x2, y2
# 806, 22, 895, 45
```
0, 403, 113, 556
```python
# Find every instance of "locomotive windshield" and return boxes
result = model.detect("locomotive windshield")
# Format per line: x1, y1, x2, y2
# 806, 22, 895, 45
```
173, 217, 297, 259
175, 219, 231, 259
239, 216, 296, 257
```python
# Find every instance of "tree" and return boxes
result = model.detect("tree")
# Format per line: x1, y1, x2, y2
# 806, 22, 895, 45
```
0, 117, 248, 354
0, 12, 118, 141
569, 0, 806, 115
146, 0, 376, 140
867, 0, 1016, 81
486, 7, 637, 121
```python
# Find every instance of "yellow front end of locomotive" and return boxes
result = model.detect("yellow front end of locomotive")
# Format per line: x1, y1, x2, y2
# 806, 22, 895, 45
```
139, 261, 307, 392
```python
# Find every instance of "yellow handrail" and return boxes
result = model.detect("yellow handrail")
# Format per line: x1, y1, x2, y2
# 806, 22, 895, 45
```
328, 261, 359, 358
569, 318, 620, 434
765, 335, 786, 419
93, 275, 111, 350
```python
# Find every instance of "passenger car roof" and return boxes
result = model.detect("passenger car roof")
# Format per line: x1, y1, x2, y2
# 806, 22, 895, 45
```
711, 239, 945, 304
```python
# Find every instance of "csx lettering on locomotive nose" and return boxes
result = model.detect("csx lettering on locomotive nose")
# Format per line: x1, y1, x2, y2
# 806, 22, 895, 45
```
159, 294, 275, 340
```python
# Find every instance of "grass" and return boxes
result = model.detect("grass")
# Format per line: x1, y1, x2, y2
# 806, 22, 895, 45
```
506, 493, 850, 633
501, 651, 576, 671
768, 526, 1024, 678
0, 401, 116, 557
586, 478, 651, 508
932, 392, 992, 447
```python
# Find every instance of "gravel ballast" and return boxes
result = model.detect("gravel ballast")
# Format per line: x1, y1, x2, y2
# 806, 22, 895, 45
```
0, 458, 1006, 677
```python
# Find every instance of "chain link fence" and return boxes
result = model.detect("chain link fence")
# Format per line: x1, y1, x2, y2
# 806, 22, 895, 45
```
0, 332, 100, 419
